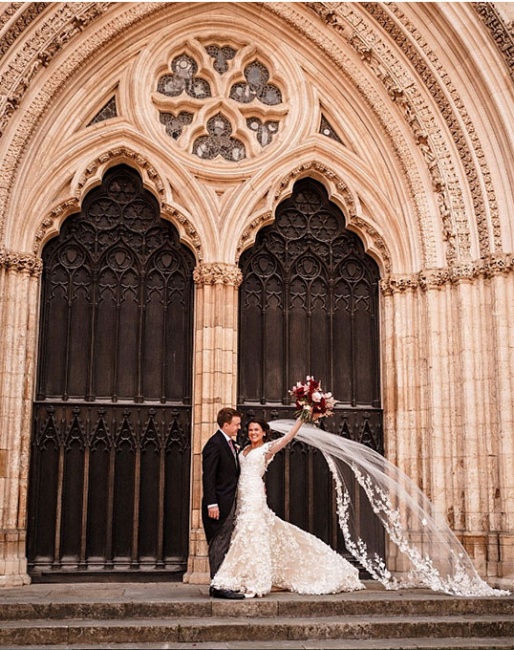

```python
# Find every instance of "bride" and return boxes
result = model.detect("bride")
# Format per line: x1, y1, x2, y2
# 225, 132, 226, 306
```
211, 416, 364, 598
212, 377, 510, 599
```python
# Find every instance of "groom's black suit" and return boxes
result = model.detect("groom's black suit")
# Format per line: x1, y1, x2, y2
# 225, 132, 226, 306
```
202, 429, 240, 548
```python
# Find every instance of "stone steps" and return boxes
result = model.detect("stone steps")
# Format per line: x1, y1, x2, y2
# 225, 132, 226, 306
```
0, 582, 511, 648
0, 614, 513, 648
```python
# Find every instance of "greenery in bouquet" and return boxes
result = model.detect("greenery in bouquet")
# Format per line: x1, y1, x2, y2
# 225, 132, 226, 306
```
289, 376, 336, 422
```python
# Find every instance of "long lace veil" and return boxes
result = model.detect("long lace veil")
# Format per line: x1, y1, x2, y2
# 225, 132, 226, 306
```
270, 419, 510, 597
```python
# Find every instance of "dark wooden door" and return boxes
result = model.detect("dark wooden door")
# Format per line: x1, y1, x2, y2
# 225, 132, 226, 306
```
28, 165, 195, 580
237, 178, 384, 565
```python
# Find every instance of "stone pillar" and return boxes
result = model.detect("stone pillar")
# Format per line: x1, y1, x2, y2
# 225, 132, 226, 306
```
184, 262, 242, 584
0, 249, 42, 587
380, 277, 427, 574
489, 265, 514, 583
450, 274, 491, 574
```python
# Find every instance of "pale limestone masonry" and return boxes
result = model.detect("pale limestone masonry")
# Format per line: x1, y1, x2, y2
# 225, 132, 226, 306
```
0, 2, 513, 590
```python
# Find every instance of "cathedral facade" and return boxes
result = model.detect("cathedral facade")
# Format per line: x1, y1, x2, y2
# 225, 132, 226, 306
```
0, 2, 513, 590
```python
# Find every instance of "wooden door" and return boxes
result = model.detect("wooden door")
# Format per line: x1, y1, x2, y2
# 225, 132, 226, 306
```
28, 165, 195, 580
237, 178, 384, 565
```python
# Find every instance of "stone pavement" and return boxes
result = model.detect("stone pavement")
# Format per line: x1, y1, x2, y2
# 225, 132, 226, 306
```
0, 580, 511, 649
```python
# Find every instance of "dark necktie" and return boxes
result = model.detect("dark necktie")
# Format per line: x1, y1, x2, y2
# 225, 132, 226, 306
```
228, 438, 237, 460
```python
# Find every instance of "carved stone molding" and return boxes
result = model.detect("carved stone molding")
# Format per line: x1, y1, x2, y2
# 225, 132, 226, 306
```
193, 262, 243, 287
274, 161, 357, 217
306, 1, 507, 260
0, 3, 46, 60
474, 2, 514, 84
0, 3, 110, 134
351, 216, 392, 274
75, 148, 166, 201
380, 254, 514, 294
0, 247, 42, 276
380, 3, 501, 255
33, 198, 80, 253
161, 204, 202, 260
237, 211, 273, 261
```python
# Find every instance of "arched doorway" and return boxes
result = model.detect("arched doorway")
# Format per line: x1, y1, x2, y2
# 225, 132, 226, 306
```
27, 165, 195, 580
237, 178, 383, 564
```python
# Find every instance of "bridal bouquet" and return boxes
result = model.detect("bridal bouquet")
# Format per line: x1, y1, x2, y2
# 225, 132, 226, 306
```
289, 376, 336, 422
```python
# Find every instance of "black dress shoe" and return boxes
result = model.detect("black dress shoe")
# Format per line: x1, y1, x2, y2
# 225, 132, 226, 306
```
210, 587, 245, 599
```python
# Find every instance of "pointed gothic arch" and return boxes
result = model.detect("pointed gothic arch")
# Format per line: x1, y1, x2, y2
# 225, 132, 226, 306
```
236, 177, 383, 562
27, 164, 195, 578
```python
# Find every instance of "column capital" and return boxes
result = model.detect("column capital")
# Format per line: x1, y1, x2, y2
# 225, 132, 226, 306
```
193, 262, 242, 287
0, 248, 42, 276
380, 254, 514, 295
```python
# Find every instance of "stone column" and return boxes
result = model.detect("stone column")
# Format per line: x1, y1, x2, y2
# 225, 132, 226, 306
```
184, 262, 242, 584
0, 249, 42, 587
380, 276, 427, 574
488, 263, 514, 582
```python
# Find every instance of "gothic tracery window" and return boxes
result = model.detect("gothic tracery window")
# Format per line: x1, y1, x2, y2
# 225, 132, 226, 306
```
154, 44, 284, 160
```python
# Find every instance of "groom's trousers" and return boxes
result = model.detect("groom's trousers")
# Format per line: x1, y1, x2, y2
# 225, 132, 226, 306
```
209, 501, 236, 578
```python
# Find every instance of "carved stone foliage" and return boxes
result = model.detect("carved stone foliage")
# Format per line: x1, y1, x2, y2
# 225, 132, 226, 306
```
0, 2, 109, 135
380, 253, 514, 294
309, 2, 493, 262
193, 262, 243, 287
0, 247, 42, 276
474, 2, 514, 85
378, 2, 502, 255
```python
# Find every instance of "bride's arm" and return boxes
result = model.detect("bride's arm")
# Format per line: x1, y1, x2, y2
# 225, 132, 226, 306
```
266, 418, 304, 459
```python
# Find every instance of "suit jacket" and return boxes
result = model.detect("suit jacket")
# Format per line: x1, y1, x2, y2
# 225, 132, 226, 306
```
201, 430, 240, 543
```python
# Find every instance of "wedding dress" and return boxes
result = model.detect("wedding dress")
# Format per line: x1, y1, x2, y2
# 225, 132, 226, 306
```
211, 440, 365, 597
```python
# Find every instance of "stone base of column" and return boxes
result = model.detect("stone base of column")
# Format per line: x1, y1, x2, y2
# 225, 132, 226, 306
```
183, 527, 210, 585
460, 533, 488, 575
496, 533, 514, 582
0, 530, 31, 588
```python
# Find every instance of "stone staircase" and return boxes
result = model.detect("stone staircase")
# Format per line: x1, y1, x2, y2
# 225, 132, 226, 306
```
0, 581, 512, 648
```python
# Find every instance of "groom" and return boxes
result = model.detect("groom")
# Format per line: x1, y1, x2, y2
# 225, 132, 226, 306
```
201, 407, 245, 599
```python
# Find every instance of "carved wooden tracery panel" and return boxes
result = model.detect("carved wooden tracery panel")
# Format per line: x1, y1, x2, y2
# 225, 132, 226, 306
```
28, 165, 195, 577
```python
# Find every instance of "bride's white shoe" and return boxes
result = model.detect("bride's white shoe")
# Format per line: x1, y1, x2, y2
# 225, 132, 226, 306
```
244, 591, 257, 598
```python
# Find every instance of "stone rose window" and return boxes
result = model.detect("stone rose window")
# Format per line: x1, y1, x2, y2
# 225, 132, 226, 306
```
155, 44, 285, 161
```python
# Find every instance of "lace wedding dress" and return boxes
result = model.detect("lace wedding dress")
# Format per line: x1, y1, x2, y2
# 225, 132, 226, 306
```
211, 440, 365, 597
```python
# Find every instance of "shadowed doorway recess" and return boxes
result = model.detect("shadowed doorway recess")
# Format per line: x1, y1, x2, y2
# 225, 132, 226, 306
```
28, 165, 195, 581
237, 178, 384, 568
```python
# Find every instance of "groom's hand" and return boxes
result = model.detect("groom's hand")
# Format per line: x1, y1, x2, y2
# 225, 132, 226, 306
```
208, 505, 220, 520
